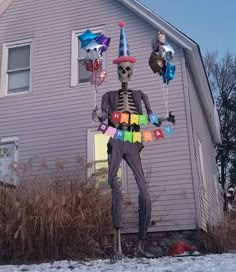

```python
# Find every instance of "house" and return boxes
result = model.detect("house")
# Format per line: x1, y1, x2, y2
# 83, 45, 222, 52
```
0, 0, 222, 234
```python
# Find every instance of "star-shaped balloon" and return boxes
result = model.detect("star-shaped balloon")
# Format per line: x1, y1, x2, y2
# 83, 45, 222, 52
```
85, 40, 104, 60
95, 34, 111, 53
78, 29, 98, 48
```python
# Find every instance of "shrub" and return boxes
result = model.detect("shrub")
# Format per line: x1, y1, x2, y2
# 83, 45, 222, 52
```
199, 214, 236, 253
0, 159, 112, 263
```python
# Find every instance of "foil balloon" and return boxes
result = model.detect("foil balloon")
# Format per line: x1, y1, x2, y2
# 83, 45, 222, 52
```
149, 52, 164, 75
85, 59, 102, 72
78, 29, 98, 48
90, 69, 106, 88
97, 69, 107, 87
85, 40, 103, 60
151, 31, 166, 52
162, 63, 176, 84
95, 34, 111, 53
159, 44, 175, 62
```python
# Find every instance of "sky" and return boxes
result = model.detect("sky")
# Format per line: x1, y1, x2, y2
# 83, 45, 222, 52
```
139, 0, 236, 58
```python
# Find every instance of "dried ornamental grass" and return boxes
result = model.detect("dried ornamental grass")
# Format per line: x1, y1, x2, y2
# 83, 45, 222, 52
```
0, 159, 113, 263
199, 214, 236, 253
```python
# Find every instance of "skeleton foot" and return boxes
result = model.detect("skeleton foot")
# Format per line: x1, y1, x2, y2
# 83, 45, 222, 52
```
110, 228, 125, 261
135, 240, 155, 258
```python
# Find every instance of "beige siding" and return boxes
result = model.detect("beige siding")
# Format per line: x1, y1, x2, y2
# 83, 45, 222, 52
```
0, 0, 198, 233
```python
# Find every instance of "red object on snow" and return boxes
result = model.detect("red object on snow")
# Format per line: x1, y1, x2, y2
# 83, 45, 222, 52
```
168, 240, 197, 256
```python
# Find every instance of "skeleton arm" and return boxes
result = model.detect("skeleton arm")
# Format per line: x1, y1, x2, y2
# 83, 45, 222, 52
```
91, 93, 108, 122
141, 91, 175, 126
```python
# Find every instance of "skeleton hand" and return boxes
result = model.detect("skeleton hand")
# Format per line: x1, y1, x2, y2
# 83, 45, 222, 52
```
167, 111, 176, 125
151, 111, 175, 127
92, 108, 108, 122
92, 107, 98, 122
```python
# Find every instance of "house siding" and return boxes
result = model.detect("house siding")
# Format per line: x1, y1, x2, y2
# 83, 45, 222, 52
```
186, 64, 223, 230
0, 0, 198, 233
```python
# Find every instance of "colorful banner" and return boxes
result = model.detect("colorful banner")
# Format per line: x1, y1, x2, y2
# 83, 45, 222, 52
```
111, 111, 163, 126
130, 114, 139, 125
143, 131, 153, 142
133, 132, 142, 143
97, 124, 174, 143
149, 113, 159, 124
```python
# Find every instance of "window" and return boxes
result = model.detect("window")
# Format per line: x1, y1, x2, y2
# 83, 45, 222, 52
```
0, 39, 32, 96
87, 129, 127, 191
71, 26, 106, 86
0, 138, 18, 184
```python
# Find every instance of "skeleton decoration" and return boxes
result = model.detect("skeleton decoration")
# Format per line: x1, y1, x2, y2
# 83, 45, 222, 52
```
117, 61, 133, 83
93, 22, 175, 260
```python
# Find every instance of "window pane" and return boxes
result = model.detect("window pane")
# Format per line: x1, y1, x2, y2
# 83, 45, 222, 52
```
8, 70, 30, 94
78, 46, 87, 59
0, 145, 14, 182
8, 45, 30, 70
94, 133, 123, 189
78, 60, 90, 83
94, 134, 110, 161
0, 147, 12, 157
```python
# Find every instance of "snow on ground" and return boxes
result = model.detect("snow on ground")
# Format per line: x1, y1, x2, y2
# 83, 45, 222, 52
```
0, 254, 235, 272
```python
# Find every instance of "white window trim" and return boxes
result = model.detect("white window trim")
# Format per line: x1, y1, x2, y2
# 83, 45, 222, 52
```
0, 38, 33, 97
71, 25, 106, 87
0, 136, 19, 185
87, 128, 128, 192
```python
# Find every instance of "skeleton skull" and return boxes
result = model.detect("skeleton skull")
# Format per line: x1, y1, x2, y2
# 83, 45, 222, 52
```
117, 61, 133, 82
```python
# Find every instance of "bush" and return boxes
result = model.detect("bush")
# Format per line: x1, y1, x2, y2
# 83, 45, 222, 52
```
0, 159, 112, 263
199, 214, 236, 253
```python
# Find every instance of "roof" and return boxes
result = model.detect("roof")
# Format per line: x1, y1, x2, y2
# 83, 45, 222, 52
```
0, 0, 14, 16
0, 0, 221, 143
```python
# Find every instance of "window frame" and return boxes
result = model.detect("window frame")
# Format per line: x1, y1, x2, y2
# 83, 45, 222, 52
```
0, 136, 19, 185
87, 128, 128, 192
71, 25, 107, 87
0, 39, 33, 97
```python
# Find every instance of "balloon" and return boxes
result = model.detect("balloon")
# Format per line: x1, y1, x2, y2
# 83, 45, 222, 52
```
85, 40, 103, 60
97, 69, 107, 87
159, 44, 174, 62
84, 59, 102, 72
90, 69, 106, 88
162, 63, 176, 84
78, 29, 98, 48
148, 52, 164, 75
95, 34, 111, 53
151, 31, 166, 52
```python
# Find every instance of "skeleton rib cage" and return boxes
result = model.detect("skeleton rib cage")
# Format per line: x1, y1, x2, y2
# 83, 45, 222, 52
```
117, 89, 139, 115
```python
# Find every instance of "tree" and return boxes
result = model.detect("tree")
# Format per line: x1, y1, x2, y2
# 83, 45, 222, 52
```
203, 51, 236, 210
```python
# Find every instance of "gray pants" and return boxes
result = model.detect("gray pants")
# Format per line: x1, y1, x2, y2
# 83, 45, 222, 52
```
107, 138, 151, 240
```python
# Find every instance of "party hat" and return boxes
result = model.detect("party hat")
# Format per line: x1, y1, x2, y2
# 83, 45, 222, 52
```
113, 21, 136, 64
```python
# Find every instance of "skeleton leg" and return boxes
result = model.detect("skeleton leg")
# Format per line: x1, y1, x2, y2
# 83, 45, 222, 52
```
124, 142, 151, 240
107, 140, 125, 257
124, 142, 156, 257
113, 229, 122, 254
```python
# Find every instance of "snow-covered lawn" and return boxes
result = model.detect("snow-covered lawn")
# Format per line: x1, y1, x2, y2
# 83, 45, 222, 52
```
0, 254, 235, 272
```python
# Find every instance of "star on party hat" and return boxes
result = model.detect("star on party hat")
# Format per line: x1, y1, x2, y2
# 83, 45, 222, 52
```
113, 21, 136, 64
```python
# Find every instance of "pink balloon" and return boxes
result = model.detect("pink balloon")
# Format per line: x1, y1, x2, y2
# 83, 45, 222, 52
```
90, 69, 106, 88
97, 69, 106, 87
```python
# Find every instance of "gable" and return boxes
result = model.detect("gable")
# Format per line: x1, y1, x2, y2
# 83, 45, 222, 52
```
0, 0, 14, 16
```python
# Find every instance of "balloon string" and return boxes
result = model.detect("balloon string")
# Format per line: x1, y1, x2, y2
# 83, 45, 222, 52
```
162, 82, 169, 116
165, 85, 169, 116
